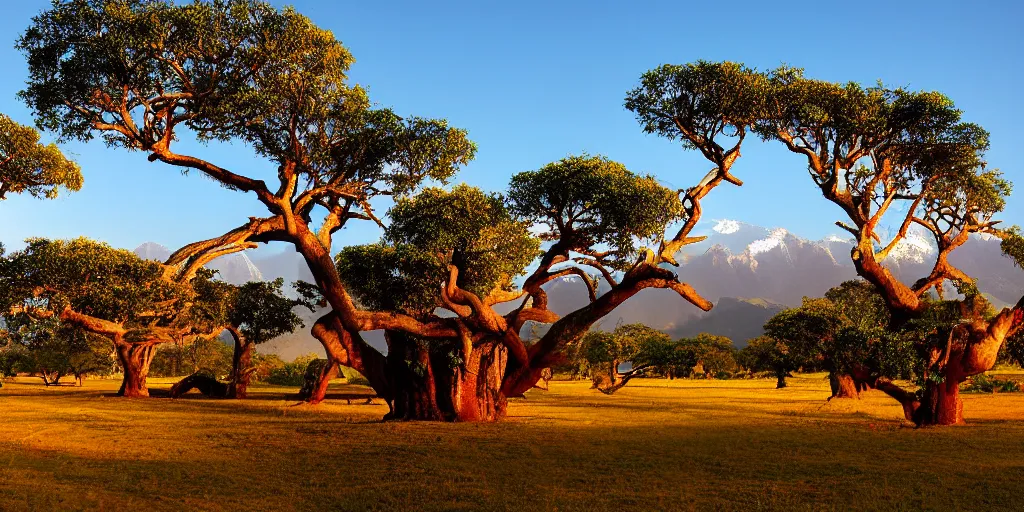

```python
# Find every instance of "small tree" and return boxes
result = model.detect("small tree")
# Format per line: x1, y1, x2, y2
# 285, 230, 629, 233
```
0, 238, 234, 397
675, 333, 738, 378
738, 336, 796, 388
763, 282, 912, 399
0, 113, 81, 201
764, 298, 851, 396
2, 316, 110, 385
224, 278, 310, 398
582, 323, 673, 394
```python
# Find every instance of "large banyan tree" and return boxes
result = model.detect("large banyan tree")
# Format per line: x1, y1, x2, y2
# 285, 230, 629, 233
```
750, 66, 1024, 425
17, 2, 764, 420
328, 152, 716, 421
18, 0, 477, 398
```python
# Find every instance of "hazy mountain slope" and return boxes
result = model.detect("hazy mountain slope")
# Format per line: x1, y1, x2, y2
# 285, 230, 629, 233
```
135, 221, 1024, 359
668, 297, 786, 347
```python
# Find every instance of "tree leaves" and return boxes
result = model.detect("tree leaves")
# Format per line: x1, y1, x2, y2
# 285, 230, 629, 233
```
0, 113, 81, 200
508, 154, 681, 269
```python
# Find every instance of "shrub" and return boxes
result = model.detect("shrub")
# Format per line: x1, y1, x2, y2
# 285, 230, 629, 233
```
962, 374, 1022, 394
266, 353, 320, 386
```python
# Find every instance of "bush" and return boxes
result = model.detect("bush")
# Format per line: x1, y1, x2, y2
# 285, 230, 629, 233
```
150, 339, 233, 378
962, 374, 1022, 394
250, 353, 285, 383
340, 366, 371, 387
266, 353, 320, 386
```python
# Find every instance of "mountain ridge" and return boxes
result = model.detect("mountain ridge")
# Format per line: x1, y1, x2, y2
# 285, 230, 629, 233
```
132, 220, 1024, 357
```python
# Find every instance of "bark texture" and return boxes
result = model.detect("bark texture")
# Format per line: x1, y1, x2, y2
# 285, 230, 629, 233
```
227, 327, 254, 399
299, 358, 339, 405
829, 373, 861, 399
115, 341, 157, 398
385, 333, 508, 422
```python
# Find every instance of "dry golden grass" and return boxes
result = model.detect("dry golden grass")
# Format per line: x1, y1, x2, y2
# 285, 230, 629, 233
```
2, 373, 1024, 511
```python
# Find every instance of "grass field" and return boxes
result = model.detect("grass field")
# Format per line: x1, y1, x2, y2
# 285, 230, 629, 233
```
2, 374, 1024, 511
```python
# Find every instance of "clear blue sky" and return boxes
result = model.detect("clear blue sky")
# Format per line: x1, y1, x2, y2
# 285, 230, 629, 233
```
0, 0, 1021, 253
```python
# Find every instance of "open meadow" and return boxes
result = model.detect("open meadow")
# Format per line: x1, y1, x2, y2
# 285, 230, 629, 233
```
3, 374, 1024, 511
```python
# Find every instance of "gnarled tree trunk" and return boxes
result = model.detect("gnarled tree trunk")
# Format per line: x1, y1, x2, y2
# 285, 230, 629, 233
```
302, 359, 339, 405
829, 373, 860, 399
115, 341, 157, 398
385, 332, 508, 422
914, 376, 963, 426
227, 327, 254, 399
170, 374, 230, 398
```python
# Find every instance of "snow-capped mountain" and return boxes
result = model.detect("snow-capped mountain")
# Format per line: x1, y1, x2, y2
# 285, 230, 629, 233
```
135, 218, 1024, 356
540, 220, 1024, 347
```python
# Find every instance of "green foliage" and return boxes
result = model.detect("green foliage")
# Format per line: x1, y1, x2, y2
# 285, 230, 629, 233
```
674, 334, 738, 377
764, 281, 916, 381
508, 155, 681, 268
339, 366, 371, 387
625, 61, 767, 150
265, 353, 320, 387
19, 0, 351, 148
229, 278, 309, 345
574, 327, 738, 380
737, 336, 794, 379
18, 0, 474, 195
150, 338, 233, 378
763, 297, 846, 370
579, 324, 673, 376
0, 238, 182, 324
961, 374, 1021, 394
1000, 226, 1024, 269
338, 185, 538, 315
1, 316, 112, 382
249, 353, 285, 383
823, 280, 890, 331
0, 113, 81, 200
1004, 329, 1024, 368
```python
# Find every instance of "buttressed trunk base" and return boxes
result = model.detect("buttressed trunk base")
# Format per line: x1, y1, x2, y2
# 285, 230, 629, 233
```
116, 342, 157, 398
829, 373, 861, 399
385, 333, 508, 422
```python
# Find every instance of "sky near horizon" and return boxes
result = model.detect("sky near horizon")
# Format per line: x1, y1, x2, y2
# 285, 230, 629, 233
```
0, 0, 1021, 256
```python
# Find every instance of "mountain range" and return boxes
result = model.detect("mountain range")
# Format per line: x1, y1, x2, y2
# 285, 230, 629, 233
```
134, 220, 1024, 356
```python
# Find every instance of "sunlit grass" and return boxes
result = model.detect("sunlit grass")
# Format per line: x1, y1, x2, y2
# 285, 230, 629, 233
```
2, 374, 1024, 510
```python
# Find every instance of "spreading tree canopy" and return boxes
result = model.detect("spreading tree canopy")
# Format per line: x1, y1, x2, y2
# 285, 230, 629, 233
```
0, 113, 81, 201
747, 65, 1024, 424
0, 238, 236, 396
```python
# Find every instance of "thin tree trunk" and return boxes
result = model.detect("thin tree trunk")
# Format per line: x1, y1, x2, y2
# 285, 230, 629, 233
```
227, 327, 254, 399
775, 372, 787, 389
